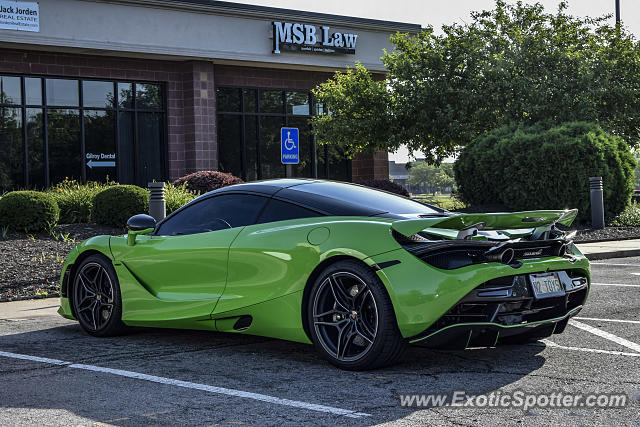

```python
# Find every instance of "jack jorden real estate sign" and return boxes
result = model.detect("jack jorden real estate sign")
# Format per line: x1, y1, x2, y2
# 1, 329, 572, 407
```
272, 21, 358, 55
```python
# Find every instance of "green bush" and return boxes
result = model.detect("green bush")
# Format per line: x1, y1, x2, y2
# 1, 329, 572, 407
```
0, 191, 60, 232
165, 182, 198, 214
92, 185, 149, 228
47, 179, 115, 223
609, 201, 640, 227
454, 122, 637, 223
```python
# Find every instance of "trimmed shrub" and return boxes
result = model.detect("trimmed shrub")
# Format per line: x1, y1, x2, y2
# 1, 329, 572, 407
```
357, 179, 410, 197
609, 201, 640, 227
172, 170, 242, 194
165, 182, 198, 214
92, 185, 149, 228
454, 122, 637, 223
48, 178, 115, 223
0, 191, 60, 232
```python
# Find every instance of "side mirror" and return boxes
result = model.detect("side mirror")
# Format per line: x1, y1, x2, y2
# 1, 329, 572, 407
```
126, 214, 156, 246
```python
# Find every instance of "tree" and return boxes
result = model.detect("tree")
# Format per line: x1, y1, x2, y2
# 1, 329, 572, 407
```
407, 162, 455, 194
312, 1, 640, 163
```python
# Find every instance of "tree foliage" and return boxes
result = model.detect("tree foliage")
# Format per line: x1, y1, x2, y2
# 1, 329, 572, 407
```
312, 1, 640, 162
407, 162, 455, 194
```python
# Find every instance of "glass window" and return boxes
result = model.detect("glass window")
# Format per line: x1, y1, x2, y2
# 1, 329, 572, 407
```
217, 115, 242, 178
136, 83, 162, 110
0, 107, 24, 192
286, 91, 309, 115
26, 108, 45, 189
25, 78, 42, 106
294, 182, 441, 216
0, 76, 21, 105
256, 199, 321, 224
287, 116, 312, 178
118, 82, 133, 109
259, 116, 285, 179
216, 87, 241, 112
84, 110, 116, 183
83, 81, 114, 109
46, 79, 79, 106
136, 112, 164, 186
117, 111, 134, 185
47, 109, 81, 185
156, 194, 267, 236
243, 89, 256, 113
259, 90, 283, 114
244, 116, 258, 181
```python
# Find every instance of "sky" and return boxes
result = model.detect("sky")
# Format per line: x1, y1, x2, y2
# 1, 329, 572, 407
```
239, 0, 640, 162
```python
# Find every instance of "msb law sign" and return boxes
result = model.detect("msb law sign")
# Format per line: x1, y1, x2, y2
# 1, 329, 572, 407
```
272, 21, 358, 55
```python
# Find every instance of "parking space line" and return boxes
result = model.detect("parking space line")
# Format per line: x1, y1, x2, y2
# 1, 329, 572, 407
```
539, 340, 640, 357
574, 317, 640, 325
591, 283, 640, 288
0, 350, 370, 419
590, 263, 639, 267
568, 320, 640, 353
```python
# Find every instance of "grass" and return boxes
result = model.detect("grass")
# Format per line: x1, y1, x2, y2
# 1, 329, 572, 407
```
412, 194, 466, 211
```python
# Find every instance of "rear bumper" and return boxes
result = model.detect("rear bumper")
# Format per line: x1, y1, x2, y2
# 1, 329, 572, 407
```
408, 269, 589, 347
410, 305, 582, 347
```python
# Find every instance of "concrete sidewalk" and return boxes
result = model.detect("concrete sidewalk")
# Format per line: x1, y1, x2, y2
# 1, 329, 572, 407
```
576, 238, 640, 261
0, 298, 61, 320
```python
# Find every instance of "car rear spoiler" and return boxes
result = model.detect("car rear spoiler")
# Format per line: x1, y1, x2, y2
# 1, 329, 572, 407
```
391, 209, 578, 238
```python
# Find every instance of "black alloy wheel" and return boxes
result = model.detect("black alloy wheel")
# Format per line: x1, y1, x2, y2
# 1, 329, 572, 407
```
308, 260, 405, 370
72, 255, 127, 337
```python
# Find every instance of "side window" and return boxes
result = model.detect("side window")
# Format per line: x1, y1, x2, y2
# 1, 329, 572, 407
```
256, 198, 322, 224
156, 194, 267, 236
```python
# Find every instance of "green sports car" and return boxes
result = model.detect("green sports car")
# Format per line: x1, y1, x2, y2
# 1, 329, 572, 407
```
58, 179, 589, 370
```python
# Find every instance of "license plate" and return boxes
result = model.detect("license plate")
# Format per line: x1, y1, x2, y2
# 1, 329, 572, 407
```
530, 273, 565, 299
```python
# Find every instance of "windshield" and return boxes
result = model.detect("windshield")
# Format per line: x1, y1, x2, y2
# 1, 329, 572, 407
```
293, 181, 442, 216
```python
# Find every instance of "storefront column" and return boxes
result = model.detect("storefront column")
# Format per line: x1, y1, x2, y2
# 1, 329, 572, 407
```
351, 151, 389, 182
182, 61, 217, 175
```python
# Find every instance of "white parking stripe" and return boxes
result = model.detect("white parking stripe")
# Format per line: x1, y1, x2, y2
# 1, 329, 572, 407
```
590, 263, 639, 267
569, 320, 640, 353
630, 273, 640, 276
0, 351, 370, 418
539, 340, 640, 357
574, 317, 640, 325
591, 282, 640, 287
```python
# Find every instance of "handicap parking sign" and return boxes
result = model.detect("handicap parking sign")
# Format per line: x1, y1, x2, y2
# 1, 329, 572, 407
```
281, 127, 299, 164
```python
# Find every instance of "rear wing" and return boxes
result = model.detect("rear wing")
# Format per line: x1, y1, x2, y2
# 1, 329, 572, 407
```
391, 209, 578, 238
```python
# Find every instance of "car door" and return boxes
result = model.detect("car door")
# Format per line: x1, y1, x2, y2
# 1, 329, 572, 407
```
111, 193, 268, 316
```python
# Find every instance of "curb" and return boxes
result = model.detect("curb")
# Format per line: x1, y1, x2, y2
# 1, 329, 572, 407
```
584, 249, 640, 261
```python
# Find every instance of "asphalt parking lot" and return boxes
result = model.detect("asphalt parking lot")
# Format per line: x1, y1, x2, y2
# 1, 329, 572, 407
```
1, 257, 639, 426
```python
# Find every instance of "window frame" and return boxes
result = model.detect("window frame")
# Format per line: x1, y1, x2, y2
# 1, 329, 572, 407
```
0, 73, 168, 189
215, 85, 351, 182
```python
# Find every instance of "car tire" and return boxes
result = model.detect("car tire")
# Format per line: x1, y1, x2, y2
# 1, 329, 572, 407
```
307, 260, 405, 370
71, 254, 128, 337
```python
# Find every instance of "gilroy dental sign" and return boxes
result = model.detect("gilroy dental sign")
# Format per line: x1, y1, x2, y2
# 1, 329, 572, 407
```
272, 21, 358, 55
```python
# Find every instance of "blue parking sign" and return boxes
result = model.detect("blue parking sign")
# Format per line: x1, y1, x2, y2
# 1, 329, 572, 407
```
281, 127, 299, 164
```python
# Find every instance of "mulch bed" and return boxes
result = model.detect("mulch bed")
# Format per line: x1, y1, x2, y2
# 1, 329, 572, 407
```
1, 222, 639, 303
0, 224, 122, 302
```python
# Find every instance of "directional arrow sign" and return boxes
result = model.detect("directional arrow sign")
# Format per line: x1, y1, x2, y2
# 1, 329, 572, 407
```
87, 160, 115, 169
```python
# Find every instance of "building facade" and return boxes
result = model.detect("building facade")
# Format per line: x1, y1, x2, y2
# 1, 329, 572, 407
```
0, 0, 420, 191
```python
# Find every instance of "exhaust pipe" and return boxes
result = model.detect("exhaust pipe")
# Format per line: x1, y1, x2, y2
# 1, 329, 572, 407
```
486, 248, 515, 265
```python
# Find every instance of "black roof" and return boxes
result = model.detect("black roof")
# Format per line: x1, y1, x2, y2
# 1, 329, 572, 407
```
205, 179, 443, 217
